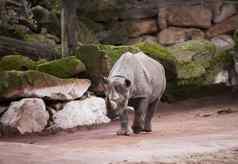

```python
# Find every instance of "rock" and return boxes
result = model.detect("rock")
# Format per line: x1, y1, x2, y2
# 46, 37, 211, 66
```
32, 5, 60, 37
169, 39, 216, 63
128, 35, 158, 45
211, 35, 235, 51
0, 106, 7, 115
158, 27, 205, 46
214, 4, 237, 24
53, 96, 110, 129
77, 21, 99, 44
0, 55, 36, 71
205, 0, 224, 20
127, 19, 158, 37
206, 15, 238, 38
76, 0, 160, 22
37, 56, 86, 78
0, 98, 49, 135
101, 19, 158, 44
158, 7, 168, 30
214, 70, 229, 84
166, 5, 212, 29
24, 34, 57, 48
168, 39, 232, 82
0, 70, 91, 101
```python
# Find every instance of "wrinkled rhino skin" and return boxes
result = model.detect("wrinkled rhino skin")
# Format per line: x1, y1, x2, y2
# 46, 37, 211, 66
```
105, 52, 166, 135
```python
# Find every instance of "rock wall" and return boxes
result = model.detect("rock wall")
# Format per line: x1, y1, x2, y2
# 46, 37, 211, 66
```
69, 0, 238, 46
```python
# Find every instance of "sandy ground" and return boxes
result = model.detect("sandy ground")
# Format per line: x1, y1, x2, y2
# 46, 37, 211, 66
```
0, 93, 238, 164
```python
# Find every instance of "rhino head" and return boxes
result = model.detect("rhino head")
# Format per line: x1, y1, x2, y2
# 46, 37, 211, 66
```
103, 77, 131, 119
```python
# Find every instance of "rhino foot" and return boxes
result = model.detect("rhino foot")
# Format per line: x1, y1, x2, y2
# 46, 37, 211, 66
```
116, 129, 131, 136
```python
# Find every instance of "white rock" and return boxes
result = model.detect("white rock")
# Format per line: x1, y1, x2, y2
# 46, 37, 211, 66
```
25, 79, 91, 101
211, 35, 235, 51
214, 70, 229, 84
53, 96, 110, 129
0, 98, 49, 135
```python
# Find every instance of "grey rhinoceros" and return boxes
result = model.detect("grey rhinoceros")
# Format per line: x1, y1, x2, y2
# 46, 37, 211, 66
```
103, 52, 166, 135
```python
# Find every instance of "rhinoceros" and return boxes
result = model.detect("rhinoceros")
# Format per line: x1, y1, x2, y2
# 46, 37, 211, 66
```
103, 52, 166, 136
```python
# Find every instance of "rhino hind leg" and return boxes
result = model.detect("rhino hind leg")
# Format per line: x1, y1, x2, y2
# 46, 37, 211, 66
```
132, 98, 148, 134
144, 98, 160, 132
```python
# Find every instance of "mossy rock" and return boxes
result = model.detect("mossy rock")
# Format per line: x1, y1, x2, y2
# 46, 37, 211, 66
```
76, 44, 140, 77
169, 39, 216, 63
78, 21, 99, 44
24, 34, 57, 47
0, 55, 36, 71
37, 56, 86, 78
0, 70, 91, 100
0, 70, 59, 98
135, 42, 177, 80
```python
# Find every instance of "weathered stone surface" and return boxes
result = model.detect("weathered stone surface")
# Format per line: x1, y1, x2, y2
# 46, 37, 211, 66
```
0, 106, 7, 115
128, 35, 158, 45
166, 6, 212, 29
53, 96, 110, 129
0, 55, 36, 71
158, 27, 205, 46
0, 98, 49, 135
0, 70, 91, 101
205, 0, 224, 20
206, 15, 238, 38
158, 7, 168, 30
101, 19, 158, 44
211, 35, 235, 51
127, 19, 158, 37
24, 34, 58, 48
172, 39, 233, 86
214, 4, 237, 24
37, 56, 86, 78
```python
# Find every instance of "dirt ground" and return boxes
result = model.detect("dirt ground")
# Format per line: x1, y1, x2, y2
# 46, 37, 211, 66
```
0, 93, 238, 164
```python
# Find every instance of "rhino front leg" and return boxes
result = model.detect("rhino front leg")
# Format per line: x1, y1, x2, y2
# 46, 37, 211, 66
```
132, 99, 149, 134
117, 109, 131, 136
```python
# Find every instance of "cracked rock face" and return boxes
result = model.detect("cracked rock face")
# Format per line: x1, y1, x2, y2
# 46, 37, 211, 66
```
0, 70, 91, 101
53, 96, 110, 129
0, 98, 49, 135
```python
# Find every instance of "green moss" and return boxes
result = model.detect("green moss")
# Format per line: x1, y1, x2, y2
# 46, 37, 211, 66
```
0, 70, 62, 98
169, 39, 216, 63
76, 44, 140, 77
136, 42, 176, 62
177, 62, 206, 80
24, 34, 56, 47
0, 55, 36, 71
37, 56, 86, 78
98, 44, 140, 63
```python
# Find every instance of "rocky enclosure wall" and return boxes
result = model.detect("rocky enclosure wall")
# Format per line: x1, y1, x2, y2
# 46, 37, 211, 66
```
66, 0, 238, 46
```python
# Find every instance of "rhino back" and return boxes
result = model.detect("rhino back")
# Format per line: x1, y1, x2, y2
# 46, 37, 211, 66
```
109, 52, 166, 101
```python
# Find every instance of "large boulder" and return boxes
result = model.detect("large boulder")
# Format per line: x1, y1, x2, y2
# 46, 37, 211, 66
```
206, 15, 238, 38
98, 19, 158, 44
158, 27, 205, 46
128, 35, 158, 45
0, 55, 36, 71
0, 70, 91, 101
53, 96, 110, 129
0, 98, 49, 135
211, 35, 235, 51
214, 4, 237, 24
165, 5, 212, 29
37, 56, 86, 78
168, 40, 233, 86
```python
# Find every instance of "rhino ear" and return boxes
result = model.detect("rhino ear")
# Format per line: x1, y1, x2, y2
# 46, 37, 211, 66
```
124, 79, 131, 88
